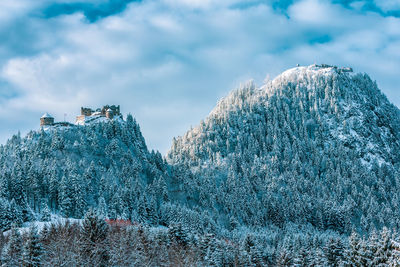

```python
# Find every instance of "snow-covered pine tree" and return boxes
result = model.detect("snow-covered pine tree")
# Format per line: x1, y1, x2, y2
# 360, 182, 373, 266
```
1, 224, 23, 266
40, 200, 51, 222
22, 225, 43, 267
79, 209, 109, 266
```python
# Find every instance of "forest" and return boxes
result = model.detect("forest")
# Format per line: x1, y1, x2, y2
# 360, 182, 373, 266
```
1, 210, 399, 266
1, 65, 400, 265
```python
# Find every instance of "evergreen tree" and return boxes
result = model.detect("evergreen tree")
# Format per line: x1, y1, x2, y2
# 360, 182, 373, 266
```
22, 225, 43, 267
293, 246, 309, 267
79, 209, 110, 266
1, 224, 23, 266
97, 196, 108, 218
0, 198, 12, 231
323, 237, 344, 266
276, 249, 292, 267
168, 223, 188, 246
40, 200, 51, 222
373, 227, 392, 266
59, 176, 73, 218
344, 231, 363, 266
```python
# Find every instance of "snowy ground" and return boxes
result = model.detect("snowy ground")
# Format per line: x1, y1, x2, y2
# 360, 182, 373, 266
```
3, 214, 82, 236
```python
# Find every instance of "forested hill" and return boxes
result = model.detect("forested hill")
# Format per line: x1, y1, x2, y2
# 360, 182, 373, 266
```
167, 65, 400, 234
1, 65, 400, 265
0, 115, 170, 230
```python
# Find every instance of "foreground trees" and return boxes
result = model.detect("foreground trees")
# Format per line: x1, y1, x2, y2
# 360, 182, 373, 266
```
0, 212, 399, 266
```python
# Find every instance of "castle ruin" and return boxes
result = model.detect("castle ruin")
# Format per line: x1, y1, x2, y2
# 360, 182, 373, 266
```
40, 105, 121, 127
40, 113, 54, 126
76, 105, 121, 124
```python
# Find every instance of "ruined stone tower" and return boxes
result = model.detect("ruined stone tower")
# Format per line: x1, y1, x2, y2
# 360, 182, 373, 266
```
40, 113, 54, 126
106, 108, 114, 119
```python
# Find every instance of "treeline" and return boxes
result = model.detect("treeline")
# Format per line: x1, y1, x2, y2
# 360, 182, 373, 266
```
0, 210, 399, 266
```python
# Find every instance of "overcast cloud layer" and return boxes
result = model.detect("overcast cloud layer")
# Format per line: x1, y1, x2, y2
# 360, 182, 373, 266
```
0, 0, 399, 154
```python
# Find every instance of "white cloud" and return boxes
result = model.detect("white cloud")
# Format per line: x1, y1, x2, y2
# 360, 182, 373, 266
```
0, 0, 399, 153
374, 0, 400, 12
0, 0, 35, 22
289, 0, 334, 24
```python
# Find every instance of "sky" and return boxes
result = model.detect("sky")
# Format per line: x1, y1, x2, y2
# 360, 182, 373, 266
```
0, 0, 400, 154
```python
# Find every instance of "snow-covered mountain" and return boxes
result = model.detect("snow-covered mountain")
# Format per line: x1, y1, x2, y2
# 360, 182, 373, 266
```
2, 64, 400, 265
2, 64, 399, 236
167, 64, 400, 233
0, 115, 170, 230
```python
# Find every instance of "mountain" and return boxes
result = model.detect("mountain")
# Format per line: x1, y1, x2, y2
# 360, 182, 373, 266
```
0, 115, 170, 229
167, 64, 400, 234
1, 64, 400, 265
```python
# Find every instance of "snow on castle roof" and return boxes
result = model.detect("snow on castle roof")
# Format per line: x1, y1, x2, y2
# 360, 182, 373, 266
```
41, 113, 53, 119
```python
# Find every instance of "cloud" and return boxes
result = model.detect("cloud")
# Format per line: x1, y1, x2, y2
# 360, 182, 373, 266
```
289, 0, 334, 23
41, 0, 141, 22
373, 0, 400, 12
0, 0, 399, 153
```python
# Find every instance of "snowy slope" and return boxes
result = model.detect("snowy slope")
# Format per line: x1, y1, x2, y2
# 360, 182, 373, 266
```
167, 64, 400, 233
170, 64, 400, 167
75, 114, 124, 126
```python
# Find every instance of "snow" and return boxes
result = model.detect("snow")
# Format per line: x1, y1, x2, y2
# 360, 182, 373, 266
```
41, 112, 53, 119
42, 124, 71, 132
75, 114, 124, 126
3, 214, 82, 236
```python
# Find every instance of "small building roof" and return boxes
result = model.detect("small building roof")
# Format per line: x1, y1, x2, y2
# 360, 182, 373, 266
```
41, 113, 53, 119
107, 108, 113, 112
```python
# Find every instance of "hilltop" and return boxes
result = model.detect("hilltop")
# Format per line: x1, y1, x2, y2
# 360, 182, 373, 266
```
167, 64, 400, 233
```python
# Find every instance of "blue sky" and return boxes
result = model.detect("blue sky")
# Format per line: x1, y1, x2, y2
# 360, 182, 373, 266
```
0, 0, 400, 154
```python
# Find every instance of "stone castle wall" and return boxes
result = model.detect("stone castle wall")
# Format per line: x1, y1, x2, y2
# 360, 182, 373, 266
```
40, 117, 54, 126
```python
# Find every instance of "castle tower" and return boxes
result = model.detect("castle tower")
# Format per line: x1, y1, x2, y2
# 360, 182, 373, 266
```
81, 107, 93, 116
106, 108, 114, 119
40, 113, 54, 126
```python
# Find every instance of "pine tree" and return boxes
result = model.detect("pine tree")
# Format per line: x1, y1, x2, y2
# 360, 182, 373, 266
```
276, 248, 292, 267
389, 236, 400, 266
323, 237, 344, 266
22, 225, 43, 267
344, 231, 358, 266
20, 198, 34, 223
72, 175, 87, 218
79, 209, 109, 266
293, 246, 309, 267
1, 224, 23, 266
9, 199, 23, 226
147, 197, 159, 225
40, 200, 51, 222
168, 223, 188, 246
241, 234, 263, 266
312, 248, 325, 267
59, 176, 73, 218
373, 227, 392, 266
97, 196, 108, 218
0, 198, 12, 231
